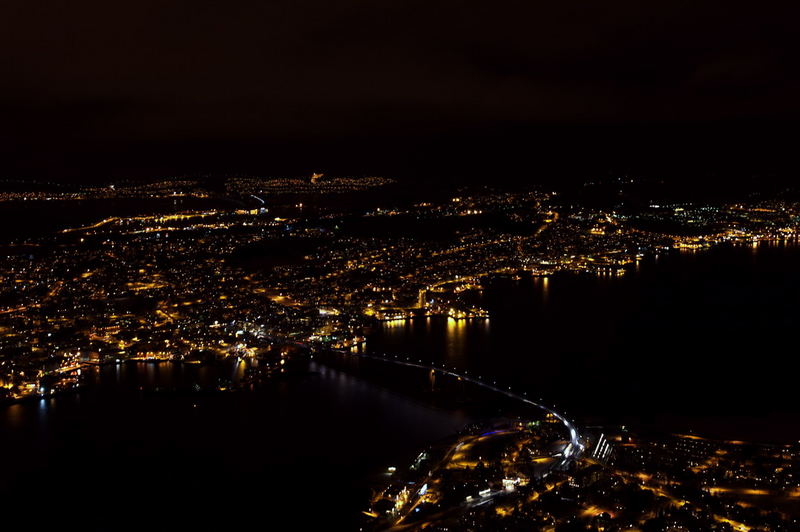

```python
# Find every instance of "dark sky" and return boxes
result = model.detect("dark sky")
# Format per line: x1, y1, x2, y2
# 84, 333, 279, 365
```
2, 0, 799, 183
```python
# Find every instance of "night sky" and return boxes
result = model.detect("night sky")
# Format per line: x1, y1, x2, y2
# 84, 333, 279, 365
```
2, 1, 799, 183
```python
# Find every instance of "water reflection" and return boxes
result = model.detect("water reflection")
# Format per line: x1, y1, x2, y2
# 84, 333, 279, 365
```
0, 360, 473, 530
445, 316, 467, 362
369, 243, 800, 439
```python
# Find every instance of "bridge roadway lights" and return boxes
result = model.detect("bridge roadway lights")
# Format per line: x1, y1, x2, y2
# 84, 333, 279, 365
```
333, 350, 581, 458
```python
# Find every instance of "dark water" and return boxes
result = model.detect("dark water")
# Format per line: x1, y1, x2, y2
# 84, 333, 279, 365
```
368, 242, 800, 442
0, 196, 240, 239
2, 242, 799, 529
0, 362, 470, 530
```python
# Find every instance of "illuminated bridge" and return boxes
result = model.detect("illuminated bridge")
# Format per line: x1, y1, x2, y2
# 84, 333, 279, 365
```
327, 349, 583, 465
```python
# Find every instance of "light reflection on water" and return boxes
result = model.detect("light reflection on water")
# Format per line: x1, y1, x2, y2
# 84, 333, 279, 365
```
369, 243, 800, 440
0, 359, 473, 529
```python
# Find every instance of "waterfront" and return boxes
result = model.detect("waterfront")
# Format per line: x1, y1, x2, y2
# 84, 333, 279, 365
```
7, 3, 800, 526
0, 196, 238, 239
1, 187, 800, 528
368, 242, 800, 441
0, 361, 471, 530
